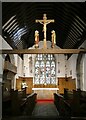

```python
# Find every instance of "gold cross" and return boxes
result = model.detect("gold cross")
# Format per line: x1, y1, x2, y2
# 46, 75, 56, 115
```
36, 14, 54, 48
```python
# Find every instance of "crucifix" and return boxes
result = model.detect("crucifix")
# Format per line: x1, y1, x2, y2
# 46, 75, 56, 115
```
36, 14, 54, 48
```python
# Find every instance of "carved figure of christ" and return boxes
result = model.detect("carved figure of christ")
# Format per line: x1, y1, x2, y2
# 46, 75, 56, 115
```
36, 14, 54, 48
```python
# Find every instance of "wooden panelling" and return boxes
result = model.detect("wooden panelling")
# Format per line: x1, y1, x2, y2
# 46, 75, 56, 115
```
33, 84, 57, 88
58, 77, 76, 94
16, 77, 33, 94
16, 77, 76, 95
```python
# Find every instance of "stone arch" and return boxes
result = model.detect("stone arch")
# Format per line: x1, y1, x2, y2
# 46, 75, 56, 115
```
9, 54, 15, 65
76, 52, 85, 90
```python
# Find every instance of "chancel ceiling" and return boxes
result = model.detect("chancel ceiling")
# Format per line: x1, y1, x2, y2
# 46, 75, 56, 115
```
2, 2, 86, 51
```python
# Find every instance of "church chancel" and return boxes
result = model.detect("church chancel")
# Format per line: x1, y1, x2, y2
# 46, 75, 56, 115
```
33, 14, 59, 100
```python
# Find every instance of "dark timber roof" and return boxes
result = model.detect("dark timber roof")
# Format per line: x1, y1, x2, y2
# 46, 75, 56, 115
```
2, 2, 86, 50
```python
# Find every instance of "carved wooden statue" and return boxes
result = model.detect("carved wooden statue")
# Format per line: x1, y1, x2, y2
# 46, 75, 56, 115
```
35, 30, 39, 48
51, 30, 56, 48
36, 14, 54, 48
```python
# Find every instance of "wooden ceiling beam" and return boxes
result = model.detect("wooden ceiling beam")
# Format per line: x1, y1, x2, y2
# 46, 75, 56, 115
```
0, 49, 86, 54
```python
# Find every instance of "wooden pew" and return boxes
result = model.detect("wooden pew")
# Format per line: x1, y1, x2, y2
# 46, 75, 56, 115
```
2, 91, 11, 116
54, 93, 71, 116
71, 90, 86, 117
2, 89, 25, 116
11, 90, 37, 116
63, 89, 86, 117
63, 89, 81, 116
23, 93, 37, 115
64, 88, 73, 104
10, 89, 21, 116
3, 88, 37, 117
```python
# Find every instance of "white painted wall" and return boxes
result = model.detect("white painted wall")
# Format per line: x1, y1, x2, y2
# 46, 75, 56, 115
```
67, 54, 78, 79
83, 54, 86, 91
23, 54, 29, 77
0, 35, 12, 50
56, 54, 65, 77
0, 36, 23, 90
67, 54, 78, 89
23, 54, 35, 77
17, 55, 23, 77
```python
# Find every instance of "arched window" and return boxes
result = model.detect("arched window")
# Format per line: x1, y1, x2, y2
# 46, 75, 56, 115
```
34, 54, 56, 85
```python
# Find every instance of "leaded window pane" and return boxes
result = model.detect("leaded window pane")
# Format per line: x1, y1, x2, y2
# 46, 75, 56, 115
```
34, 54, 56, 85
35, 78, 39, 84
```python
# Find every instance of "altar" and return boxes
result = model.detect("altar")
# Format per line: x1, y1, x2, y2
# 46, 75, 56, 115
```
32, 88, 59, 99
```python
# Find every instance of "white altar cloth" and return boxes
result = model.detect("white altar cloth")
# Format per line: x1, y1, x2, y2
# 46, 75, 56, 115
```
32, 88, 59, 99
32, 88, 59, 90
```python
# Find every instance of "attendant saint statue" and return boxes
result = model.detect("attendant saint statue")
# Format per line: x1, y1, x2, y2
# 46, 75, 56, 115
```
35, 30, 39, 48
51, 30, 56, 48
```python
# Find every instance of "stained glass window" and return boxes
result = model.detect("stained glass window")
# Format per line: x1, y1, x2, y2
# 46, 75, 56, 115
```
34, 54, 56, 84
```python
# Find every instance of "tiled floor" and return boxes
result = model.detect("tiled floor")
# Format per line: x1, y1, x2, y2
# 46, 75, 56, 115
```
32, 101, 59, 117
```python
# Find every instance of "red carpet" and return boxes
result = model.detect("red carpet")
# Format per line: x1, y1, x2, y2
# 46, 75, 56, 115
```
36, 99, 54, 103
